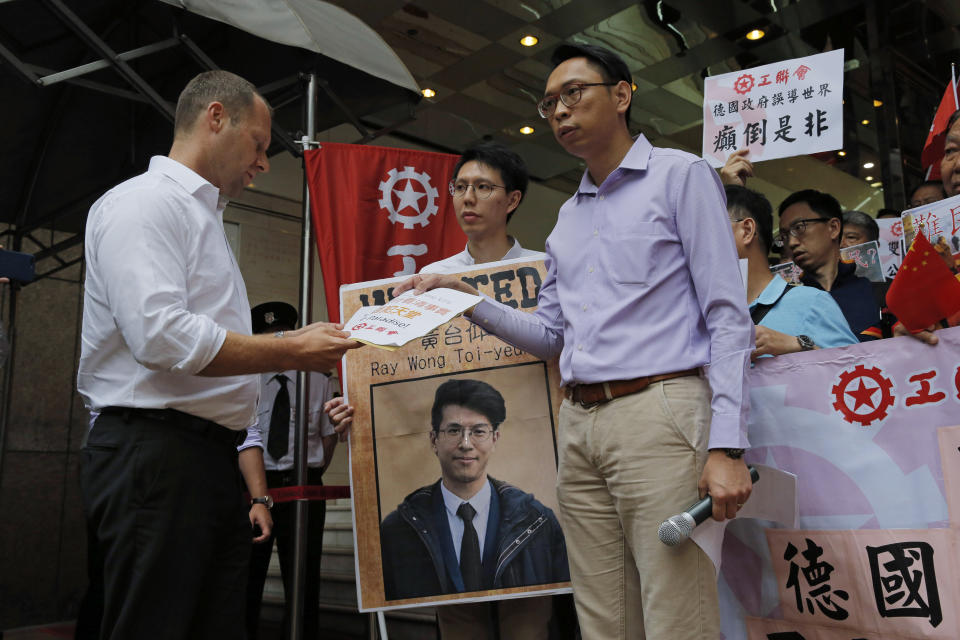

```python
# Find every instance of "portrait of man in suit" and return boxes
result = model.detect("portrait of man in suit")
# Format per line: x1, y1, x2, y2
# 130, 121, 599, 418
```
379, 378, 569, 601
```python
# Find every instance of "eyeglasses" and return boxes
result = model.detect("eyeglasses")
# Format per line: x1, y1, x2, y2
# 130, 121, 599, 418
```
774, 217, 830, 246
449, 182, 506, 200
436, 424, 495, 442
537, 82, 619, 118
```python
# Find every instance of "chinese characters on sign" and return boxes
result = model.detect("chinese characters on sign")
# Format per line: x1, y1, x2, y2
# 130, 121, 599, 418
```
830, 363, 954, 427
840, 241, 885, 283
766, 528, 955, 638
343, 287, 482, 350
901, 192, 960, 272
877, 217, 905, 280
867, 542, 942, 628
702, 49, 845, 167
784, 538, 850, 621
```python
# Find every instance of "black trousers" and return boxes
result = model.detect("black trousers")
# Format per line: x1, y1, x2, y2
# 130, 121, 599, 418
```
246, 467, 327, 640
80, 410, 250, 640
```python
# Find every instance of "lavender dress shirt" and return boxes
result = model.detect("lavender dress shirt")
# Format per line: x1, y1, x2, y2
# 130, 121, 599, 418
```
471, 135, 753, 449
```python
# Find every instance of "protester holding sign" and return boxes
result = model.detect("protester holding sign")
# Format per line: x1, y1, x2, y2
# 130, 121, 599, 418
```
420, 143, 561, 638
398, 43, 753, 640
726, 185, 857, 356
777, 189, 880, 340
421, 142, 543, 274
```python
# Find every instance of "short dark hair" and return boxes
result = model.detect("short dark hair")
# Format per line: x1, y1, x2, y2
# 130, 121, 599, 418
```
174, 70, 268, 137
876, 208, 901, 219
949, 109, 960, 133
779, 189, 844, 238
431, 379, 506, 431
842, 210, 879, 242
453, 142, 529, 223
550, 43, 633, 126
725, 185, 773, 253
910, 180, 946, 201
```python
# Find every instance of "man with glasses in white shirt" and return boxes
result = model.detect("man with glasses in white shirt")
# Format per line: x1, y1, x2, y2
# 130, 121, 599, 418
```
421, 142, 544, 275
379, 379, 568, 638
77, 70, 361, 639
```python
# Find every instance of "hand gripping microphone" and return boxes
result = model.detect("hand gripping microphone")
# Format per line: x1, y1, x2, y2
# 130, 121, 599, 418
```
657, 465, 759, 547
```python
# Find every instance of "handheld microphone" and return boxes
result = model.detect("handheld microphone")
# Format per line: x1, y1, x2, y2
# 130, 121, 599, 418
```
657, 465, 759, 547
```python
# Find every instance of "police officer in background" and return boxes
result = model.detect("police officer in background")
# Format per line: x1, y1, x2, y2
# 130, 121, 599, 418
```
243, 301, 339, 640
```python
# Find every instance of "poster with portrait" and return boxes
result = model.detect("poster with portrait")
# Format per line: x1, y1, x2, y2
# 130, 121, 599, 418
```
340, 258, 572, 611
839, 240, 884, 282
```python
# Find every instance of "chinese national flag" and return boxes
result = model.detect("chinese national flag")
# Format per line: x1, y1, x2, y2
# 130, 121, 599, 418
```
920, 74, 959, 181
886, 231, 960, 331
304, 143, 466, 322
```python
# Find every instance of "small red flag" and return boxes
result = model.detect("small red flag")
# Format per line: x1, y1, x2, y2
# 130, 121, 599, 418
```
886, 231, 960, 331
304, 144, 466, 323
921, 70, 959, 181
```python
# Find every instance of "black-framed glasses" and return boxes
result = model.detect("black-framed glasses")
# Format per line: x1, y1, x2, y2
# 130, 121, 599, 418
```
449, 181, 506, 200
537, 82, 619, 118
436, 424, 495, 442
774, 217, 830, 245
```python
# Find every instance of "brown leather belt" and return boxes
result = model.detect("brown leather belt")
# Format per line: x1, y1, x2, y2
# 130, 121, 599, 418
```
565, 368, 701, 407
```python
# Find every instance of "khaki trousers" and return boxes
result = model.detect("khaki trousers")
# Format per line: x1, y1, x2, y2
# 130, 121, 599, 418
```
437, 596, 552, 640
556, 376, 719, 640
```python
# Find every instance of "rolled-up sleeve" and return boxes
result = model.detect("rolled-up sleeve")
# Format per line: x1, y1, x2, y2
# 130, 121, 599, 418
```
674, 161, 754, 449
90, 190, 226, 375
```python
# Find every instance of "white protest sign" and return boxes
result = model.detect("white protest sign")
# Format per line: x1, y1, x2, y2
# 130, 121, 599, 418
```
342, 287, 483, 350
840, 240, 884, 282
702, 49, 845, 167
901, 192, 960, 268
877, 217, 905, 280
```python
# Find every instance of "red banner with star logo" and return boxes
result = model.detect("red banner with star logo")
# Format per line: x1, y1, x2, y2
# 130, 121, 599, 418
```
305, 143, 466, 322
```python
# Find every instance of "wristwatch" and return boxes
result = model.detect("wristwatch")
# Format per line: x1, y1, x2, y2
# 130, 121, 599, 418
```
251, 495, 274, 509
796, 335, 815, 351
721, 448, 745, 460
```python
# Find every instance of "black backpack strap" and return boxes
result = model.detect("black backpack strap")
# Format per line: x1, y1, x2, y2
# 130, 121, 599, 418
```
750, 282, 796, 325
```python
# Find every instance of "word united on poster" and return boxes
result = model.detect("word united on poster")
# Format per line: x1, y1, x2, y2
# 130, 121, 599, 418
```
702, 49, 845, 167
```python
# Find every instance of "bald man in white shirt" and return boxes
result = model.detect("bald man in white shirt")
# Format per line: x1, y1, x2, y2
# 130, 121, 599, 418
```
77, 70, 360, 640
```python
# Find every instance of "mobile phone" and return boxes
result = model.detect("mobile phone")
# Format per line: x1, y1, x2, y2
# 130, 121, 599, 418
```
0, 249, 35, 283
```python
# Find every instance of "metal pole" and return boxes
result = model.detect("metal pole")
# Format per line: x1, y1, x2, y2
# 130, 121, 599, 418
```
289, 72, 318, 640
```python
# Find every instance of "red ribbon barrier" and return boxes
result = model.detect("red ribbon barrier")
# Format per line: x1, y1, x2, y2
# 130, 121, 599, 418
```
246, 485, 351, 504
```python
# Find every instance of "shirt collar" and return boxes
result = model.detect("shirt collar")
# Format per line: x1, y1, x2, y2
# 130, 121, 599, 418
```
462, 238, 524, 264
575, 134, 653, 195
751, 274, 789, 308
148, 155, 225, 212
440, 477, 491, 519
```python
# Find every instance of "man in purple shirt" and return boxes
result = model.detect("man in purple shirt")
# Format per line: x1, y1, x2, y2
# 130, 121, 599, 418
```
397, 44, 753, 639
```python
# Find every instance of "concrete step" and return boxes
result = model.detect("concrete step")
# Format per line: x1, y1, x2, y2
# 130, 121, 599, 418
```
322, 519, 356, 548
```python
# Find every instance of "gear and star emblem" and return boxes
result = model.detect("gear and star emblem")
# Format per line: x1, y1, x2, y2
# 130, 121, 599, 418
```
831, 364, 895, 427
378, 166, 439, 229
732, 73, 755, 95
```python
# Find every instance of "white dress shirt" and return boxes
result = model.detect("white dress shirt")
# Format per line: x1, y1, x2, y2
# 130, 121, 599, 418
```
440, 479, 492, 560
77, 156, 259, 431
239, 371, 337, 469
419, 239, 544, 274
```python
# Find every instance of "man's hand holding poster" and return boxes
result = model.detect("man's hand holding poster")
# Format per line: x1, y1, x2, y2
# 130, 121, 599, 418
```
340, 258, 571, 611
